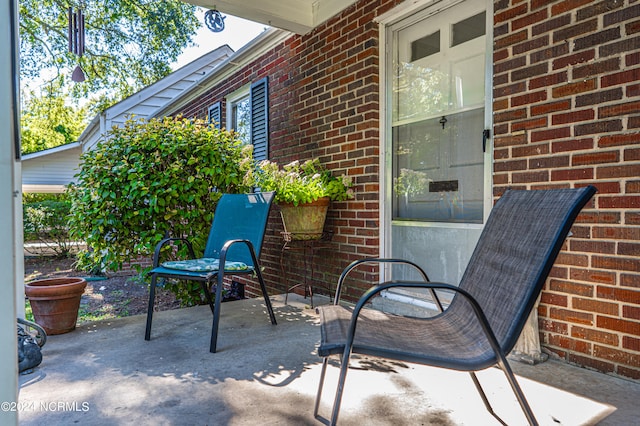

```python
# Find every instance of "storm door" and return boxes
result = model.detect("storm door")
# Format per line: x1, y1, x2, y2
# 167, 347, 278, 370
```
384, 0, 492, 286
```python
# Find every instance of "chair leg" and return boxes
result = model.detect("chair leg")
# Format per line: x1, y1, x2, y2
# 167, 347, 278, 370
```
329, 352, 351, 426
314, 357, 329, 418
497, 358, 539, 426
210, 273, 224, 353
469, 372, 508, 426
144, 274, 158, 340
469, 363, 539, 426
255, 266, 277, 326
201, 280, 216, 315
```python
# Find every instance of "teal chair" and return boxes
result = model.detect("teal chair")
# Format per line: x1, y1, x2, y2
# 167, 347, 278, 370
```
144, 192, 277, 352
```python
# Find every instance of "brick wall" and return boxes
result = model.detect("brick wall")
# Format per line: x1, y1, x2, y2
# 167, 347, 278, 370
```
493, 0, 640, 379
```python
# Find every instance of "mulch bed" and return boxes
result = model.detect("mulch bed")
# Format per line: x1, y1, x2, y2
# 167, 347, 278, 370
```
24, 256, 180, 323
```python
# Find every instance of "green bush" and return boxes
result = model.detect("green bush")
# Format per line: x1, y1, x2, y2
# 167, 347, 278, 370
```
68, 116, 253, 304
23, 194, 78, 258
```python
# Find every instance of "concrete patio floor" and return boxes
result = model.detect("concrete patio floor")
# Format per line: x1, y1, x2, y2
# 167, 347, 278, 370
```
18, 293, 639, 425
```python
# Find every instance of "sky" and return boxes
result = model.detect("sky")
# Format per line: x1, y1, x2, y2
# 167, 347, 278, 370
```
172, 9, 269, 70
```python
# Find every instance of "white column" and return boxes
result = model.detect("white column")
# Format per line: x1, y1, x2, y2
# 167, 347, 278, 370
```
0, 0, 21, 424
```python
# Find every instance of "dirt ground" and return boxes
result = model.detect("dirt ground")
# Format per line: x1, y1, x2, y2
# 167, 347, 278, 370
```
24, 256, 180, 324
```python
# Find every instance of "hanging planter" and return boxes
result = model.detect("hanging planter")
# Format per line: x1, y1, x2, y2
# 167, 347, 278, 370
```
247, 158, 355, 239
25, 277, 87, 335
280, 196, 330, 240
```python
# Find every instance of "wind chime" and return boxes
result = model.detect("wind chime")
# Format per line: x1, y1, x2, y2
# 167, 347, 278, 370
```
68, 6, 85, 82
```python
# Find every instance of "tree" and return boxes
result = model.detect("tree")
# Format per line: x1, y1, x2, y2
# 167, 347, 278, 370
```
68, 116, 253, 278
19, 0, 200, 109
20, 76, 88, 154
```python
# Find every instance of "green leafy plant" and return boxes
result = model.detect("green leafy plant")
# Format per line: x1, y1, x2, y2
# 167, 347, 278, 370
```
69, 115, 253, 305
23, 194, 79, 258
246, 159, 354, 206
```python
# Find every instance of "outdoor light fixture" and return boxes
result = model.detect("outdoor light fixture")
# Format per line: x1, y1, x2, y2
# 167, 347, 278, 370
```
205, 9, 226, 32
68, 7, 85, 82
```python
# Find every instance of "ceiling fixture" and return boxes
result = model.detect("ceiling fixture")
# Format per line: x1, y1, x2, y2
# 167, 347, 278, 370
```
205, 9, 226, 32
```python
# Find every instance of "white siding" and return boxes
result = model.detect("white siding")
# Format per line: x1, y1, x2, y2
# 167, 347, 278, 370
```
22, 145, 81, 192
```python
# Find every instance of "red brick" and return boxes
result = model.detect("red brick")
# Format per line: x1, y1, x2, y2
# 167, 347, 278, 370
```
600, 101, 640, 118
569, 268, 616, 285
593, 256, 640, 272
513, 145, 550, 161
597, 286, 640, 306
551, 167, 594, 181
570, 239, 615, 254
553, 49, 596, 70
512, 170, 550, 183
549, 307, 594, 325
566, 353, 615, 374
602, 68, 640, 88
552, 78, 597, 97
622, 336, 640, 352
541, 292, 568, 307
552, 0, 598, 16
552, 138, 594, 152
548, 335, 592, 354
594, 345, 640, 366
529, 155, 570, 169
532, 127, 572, 142
513, 8, 548, 31
572, 326, 619, 346
573, 297, 620, 316
573, 151, 620, 166
598, 132, 640, 147
617, 366, 640, 380
495, 2, 528, 24
599, 196, 640, 209
512, 90, 547, 107
575, 119, 624, 136
531, 99, 571, 116
598, 321, 640, 347
539, 318, 568, 334
550, 279, 595, 298
623, 305, 640, 320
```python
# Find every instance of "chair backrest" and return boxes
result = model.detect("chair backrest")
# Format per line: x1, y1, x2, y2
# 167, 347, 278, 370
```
455, 186, 596, 353
203, 192, 275, 267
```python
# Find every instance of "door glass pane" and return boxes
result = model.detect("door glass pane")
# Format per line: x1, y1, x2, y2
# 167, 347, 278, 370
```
451, 12, 486, 47
411, 31, 440, 61
393, 108, 484, 222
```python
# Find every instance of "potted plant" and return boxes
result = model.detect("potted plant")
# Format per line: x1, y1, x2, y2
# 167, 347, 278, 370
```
246, 159, 354, 239
25, 277, 87, 335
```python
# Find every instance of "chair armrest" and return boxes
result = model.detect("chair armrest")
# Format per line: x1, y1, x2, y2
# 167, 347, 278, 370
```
214, 238, 260, 295
346, 280, 502, 358
152, 237, 196, 268
335, 258, 443, 311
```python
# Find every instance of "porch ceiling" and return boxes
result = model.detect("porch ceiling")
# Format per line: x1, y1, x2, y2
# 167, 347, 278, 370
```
182, 0, 358, 34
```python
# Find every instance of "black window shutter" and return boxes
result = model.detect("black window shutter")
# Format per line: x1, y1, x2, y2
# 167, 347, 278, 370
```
250, 77, 269, 161
208, 102, 222, 129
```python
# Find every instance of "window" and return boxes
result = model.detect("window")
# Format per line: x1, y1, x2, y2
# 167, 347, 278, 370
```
223, 77, 269, 161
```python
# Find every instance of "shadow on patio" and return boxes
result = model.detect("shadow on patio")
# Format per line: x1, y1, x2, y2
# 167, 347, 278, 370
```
18, 293, 639, 425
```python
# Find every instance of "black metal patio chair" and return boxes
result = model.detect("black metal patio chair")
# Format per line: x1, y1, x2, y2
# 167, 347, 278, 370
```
144, 192, 277, 353
315, 186, 596, 425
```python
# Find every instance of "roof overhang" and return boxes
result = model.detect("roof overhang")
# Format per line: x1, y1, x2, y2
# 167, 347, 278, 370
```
182, 0, 358, 34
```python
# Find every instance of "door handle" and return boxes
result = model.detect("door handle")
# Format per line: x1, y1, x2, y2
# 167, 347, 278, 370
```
482, 129, 490, 153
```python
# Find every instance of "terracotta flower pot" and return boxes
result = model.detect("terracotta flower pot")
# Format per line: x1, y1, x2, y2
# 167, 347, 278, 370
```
279, 197, 330, 240
25, 277, 87, 335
